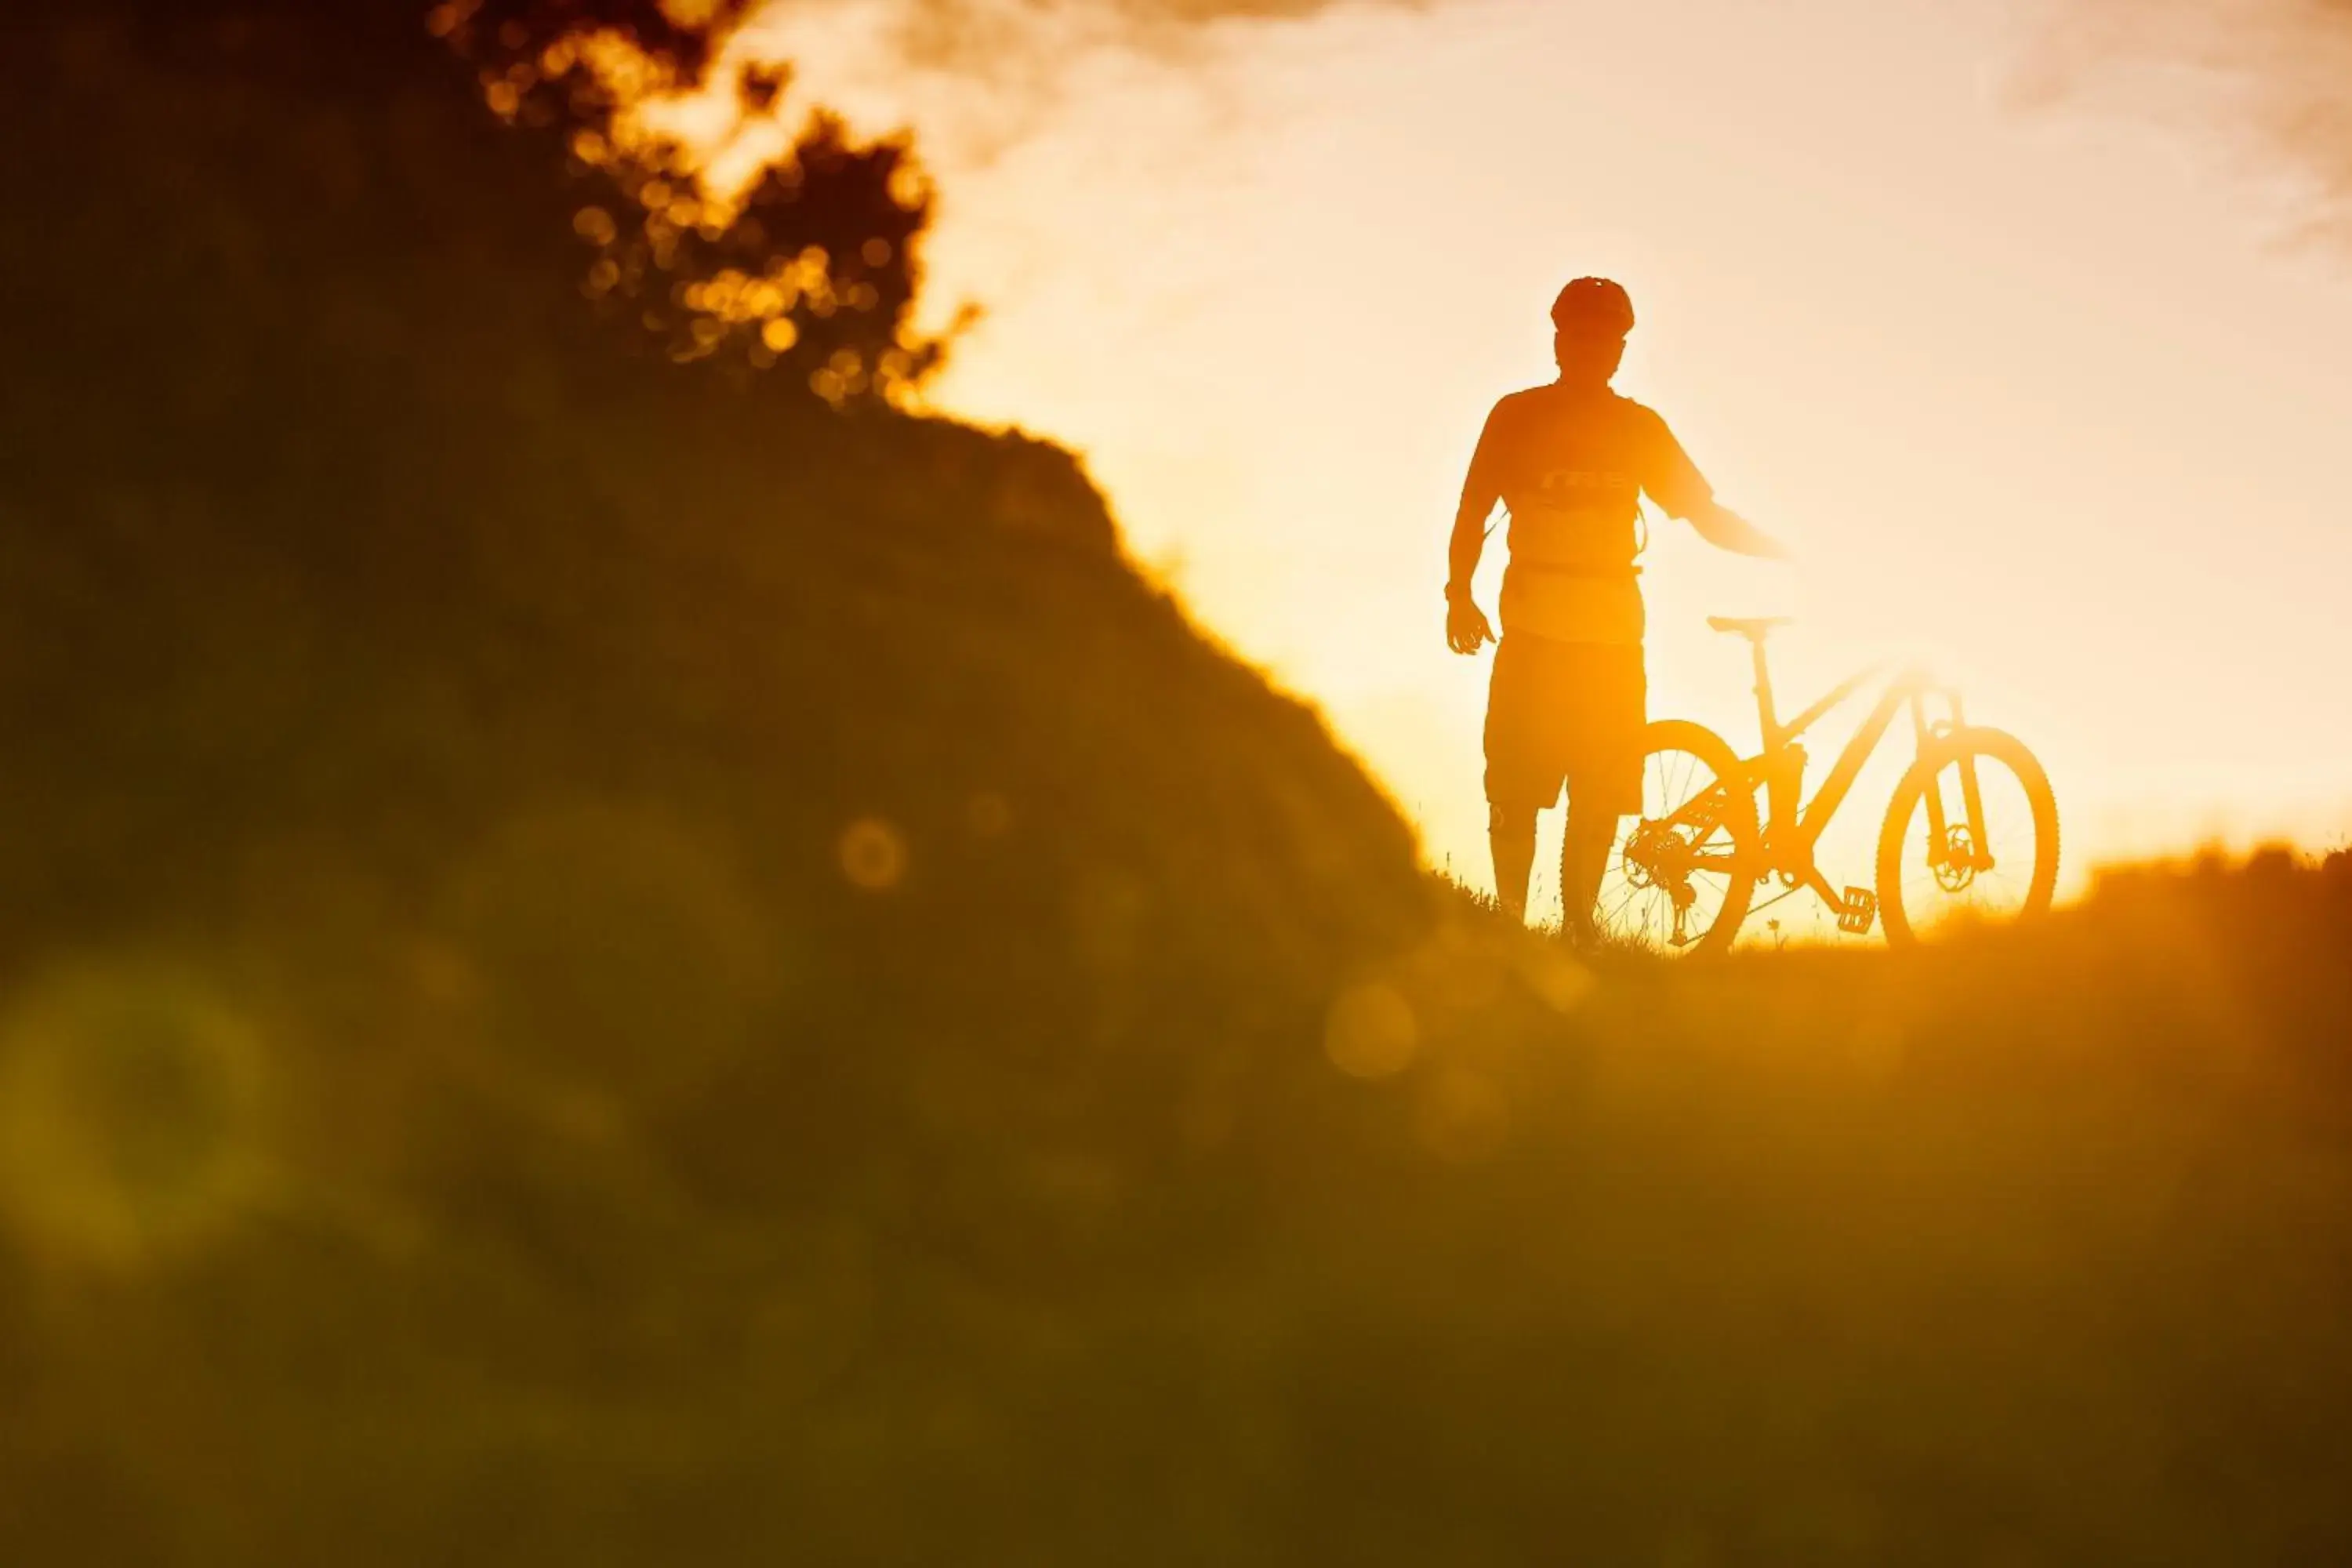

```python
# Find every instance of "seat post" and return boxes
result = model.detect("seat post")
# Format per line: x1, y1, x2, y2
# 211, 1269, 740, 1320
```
1750, 637, 1779, 745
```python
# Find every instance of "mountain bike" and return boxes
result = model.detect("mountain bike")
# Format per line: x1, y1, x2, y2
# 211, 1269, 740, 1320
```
1597, 616, 2060, 953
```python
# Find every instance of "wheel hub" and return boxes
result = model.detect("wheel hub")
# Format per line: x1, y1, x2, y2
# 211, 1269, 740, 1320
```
1623, 820, 1702, 910
1934, 824, 1976, 892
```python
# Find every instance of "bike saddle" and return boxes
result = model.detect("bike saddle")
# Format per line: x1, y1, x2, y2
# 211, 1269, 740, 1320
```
1706, 615, 1794, 641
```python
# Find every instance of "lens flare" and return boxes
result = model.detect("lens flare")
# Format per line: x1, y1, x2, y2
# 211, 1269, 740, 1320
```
1323, 979, 1419, 1080
839, 817, 909, 891
0, 962, 272, 1272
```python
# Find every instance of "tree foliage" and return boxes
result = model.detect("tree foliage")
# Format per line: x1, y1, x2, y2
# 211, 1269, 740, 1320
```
44, 0, 938, 399
434, 0, 942, 393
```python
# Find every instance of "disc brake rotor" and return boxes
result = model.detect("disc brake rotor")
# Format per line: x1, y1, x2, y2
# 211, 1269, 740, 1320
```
1621, 822, 1668, 891
1624, 820, 1706, 909
1934, 823, 1976, 892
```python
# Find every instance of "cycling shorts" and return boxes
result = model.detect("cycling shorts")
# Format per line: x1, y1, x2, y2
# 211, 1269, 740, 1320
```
1483, 635, 1646, 816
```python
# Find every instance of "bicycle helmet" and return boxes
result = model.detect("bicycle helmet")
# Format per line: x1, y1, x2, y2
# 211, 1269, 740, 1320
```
1551, 277, 1635, 339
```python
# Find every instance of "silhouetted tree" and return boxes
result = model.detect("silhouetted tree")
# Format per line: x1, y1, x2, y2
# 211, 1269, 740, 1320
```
435, 0, 939, 391
36, 0, 935, 399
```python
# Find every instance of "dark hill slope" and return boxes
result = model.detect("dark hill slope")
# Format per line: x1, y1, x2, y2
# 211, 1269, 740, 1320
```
0, 6, 1428, 1068
0, 14, 1435, 1555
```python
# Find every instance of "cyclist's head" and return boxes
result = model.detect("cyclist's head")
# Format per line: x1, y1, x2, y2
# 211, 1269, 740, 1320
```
1551, 277, 1633, 388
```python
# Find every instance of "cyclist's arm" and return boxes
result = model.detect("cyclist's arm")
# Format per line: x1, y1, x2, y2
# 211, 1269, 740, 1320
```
1446, 408, 1505, 600
1684, 499, 1790, 560
1642, 411, 1790, 560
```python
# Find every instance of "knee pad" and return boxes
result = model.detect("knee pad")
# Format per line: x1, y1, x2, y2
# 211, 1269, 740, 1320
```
1489, 803, 1537, 837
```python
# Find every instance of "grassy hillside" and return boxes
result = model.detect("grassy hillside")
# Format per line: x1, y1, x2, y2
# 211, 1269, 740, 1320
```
5, 5, 2352, 1563
0, 0, 1430, 1121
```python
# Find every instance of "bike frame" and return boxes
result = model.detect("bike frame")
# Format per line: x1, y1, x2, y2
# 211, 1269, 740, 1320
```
1729, 637, 1973, 911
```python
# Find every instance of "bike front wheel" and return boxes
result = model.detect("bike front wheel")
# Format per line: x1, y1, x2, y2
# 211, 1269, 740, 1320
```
1596, 720, 1761, 956
1875, 728, 2059, 946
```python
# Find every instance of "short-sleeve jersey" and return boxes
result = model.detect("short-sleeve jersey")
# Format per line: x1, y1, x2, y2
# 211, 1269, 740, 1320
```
1461, 384, 1716, 646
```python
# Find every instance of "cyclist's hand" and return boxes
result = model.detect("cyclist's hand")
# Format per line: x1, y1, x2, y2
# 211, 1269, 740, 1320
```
1446, 594, 1494, 655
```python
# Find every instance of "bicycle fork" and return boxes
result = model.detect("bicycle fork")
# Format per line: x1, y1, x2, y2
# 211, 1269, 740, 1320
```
1915, 689, 1991, 878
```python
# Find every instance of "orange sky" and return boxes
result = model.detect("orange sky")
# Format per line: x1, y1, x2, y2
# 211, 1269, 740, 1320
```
720, 0, 2352, 925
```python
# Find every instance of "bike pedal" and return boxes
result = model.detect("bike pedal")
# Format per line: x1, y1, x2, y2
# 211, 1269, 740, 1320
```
1837, 886, 1878, 935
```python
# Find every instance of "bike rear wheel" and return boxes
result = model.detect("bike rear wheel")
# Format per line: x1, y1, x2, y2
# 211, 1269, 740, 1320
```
1875, 728, 2059, 946
1597, 720, 1760, 956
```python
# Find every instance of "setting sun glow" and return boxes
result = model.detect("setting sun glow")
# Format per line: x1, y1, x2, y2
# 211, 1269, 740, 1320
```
684, 0, 2350, 922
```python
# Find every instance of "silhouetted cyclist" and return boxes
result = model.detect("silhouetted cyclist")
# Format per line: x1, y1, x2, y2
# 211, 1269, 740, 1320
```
1446, 278, 1787, 943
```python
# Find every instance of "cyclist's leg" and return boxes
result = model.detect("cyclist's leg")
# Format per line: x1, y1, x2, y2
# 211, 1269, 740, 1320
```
1559, 643, 1647, 943
1489, 802, 1539, 922
1484, 637, 1566, 924
1560, 807, 1621, 942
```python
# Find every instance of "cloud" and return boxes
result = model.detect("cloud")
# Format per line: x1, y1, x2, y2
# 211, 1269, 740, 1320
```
738, 0, 1441, 82
826, 0, 1436, 58
677, 0, 1440, 188
2025, 0, 2352, 243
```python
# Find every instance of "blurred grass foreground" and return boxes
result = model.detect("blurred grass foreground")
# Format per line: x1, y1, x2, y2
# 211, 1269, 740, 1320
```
5, 2, 2352, 1562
